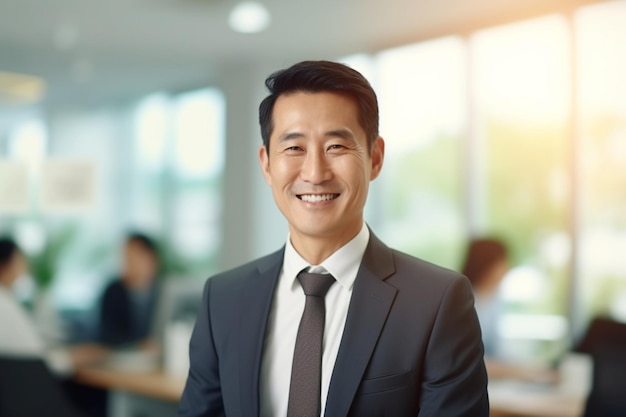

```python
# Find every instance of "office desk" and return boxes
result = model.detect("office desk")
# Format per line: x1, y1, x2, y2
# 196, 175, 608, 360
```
489, 379, 586, 417
74, 365, 186, 402
75, 365, 186, 417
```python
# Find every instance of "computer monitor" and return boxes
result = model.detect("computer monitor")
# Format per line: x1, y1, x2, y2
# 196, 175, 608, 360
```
151, 277, 205, 349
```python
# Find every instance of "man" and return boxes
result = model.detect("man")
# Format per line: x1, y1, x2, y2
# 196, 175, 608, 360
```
178, 60, 489, 417
99, 232, 161, 347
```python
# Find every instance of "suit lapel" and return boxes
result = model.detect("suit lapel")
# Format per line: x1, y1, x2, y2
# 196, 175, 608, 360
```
324, 233, 397, 417
236, 249, 283, 417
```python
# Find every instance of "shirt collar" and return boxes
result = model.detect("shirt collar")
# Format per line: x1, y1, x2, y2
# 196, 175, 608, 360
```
282, 223, 370, 291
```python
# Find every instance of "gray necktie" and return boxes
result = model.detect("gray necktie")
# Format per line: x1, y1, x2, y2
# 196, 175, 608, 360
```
287, 271, 336, 417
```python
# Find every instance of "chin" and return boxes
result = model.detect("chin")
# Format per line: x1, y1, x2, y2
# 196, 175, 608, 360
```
292, 223, 335, 239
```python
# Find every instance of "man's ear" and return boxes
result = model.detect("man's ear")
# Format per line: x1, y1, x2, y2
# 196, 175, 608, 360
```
258, 145, 271, 185
370, 136, 385, 181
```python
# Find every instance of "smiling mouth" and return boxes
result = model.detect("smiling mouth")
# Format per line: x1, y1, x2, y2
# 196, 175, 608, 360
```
297, 194, 340, 202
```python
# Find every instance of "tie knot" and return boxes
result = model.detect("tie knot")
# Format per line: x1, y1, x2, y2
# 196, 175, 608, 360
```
297, 271, 336, 297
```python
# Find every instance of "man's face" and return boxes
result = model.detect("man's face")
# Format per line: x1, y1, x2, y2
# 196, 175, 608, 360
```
259, 91, 384, 250
122, 241, 157, 289
3, 251, 27, 287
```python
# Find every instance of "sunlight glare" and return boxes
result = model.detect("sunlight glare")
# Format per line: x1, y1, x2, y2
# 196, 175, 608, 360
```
472, 15, 570, 124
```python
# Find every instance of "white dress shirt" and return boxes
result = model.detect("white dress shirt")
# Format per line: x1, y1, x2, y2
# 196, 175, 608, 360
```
260, 224, 370, 417
0, 285, 72, 374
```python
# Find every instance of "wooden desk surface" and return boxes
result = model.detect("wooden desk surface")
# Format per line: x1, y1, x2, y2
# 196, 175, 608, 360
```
74, 365, 186, 403
488, 380, 586, 417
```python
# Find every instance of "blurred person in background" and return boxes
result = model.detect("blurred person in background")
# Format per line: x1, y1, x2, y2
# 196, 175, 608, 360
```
98, 232, 161, 348
462, 237, 555, 382
0, 236, 108, 375
575, 316, 626, 355
461, 238, 509, 359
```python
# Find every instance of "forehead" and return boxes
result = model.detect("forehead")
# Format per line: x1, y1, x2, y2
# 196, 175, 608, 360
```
272, 91, 360, 124
125, 240, 151, 254
11, 251, 25, 263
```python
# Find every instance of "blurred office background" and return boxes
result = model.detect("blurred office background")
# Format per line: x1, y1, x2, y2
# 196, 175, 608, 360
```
1, 0, 625, 365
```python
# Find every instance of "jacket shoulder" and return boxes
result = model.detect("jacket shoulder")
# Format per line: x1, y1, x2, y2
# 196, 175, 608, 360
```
392, 250, 462, 280
385, 248, 470, 299
365, 230, 465, 289
207, 248, 284, 287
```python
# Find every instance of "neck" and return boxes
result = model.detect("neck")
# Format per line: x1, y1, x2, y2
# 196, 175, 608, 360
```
290, 226, 362, 265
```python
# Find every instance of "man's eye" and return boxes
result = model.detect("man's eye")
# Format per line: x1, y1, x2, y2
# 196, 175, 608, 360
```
286, 146, 302, 152
328, 144, 345, 151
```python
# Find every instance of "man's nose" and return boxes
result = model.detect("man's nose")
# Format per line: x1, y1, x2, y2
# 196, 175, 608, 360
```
300, 149, 332, 184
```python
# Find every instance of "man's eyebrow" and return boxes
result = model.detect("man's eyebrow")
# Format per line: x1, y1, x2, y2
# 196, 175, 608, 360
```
277, 128, 356, 142
278, 131, 305, 141
325, 128, 356, 140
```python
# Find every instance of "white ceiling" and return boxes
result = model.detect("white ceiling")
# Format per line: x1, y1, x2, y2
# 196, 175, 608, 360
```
0, 0, 603, 105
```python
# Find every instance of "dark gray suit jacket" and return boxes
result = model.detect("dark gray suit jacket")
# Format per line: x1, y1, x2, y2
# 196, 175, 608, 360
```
178, 232, 489, 416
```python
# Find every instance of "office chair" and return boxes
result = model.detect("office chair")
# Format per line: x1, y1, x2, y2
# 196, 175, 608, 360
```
576, 317, 626, 355
0, 356, 88, 417
583, 348, 626, 417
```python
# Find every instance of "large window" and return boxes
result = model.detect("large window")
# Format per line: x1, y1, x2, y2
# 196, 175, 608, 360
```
576, 2, 626, 325
471, 15, 572, 361
374, 37, 467, 270
0, 87, 225, 315
132, 88, 225, 277
360, 1, 626, 363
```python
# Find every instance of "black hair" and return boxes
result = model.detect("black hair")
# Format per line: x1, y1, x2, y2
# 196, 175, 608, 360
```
0, 237, 19, 270
126, 232, 159, 259
259, 60, 379, 154
461, 238, 508, 289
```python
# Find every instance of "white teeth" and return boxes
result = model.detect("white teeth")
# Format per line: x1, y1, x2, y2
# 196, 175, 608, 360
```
300, 194, 337, 202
